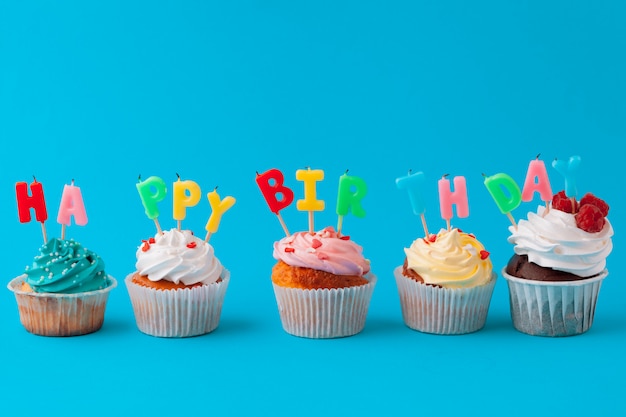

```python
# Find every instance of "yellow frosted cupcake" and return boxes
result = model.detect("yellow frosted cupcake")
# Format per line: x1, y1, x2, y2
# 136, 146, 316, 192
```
394, 228, 496, 334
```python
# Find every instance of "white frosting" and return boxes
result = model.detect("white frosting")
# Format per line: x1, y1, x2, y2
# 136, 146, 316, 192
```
135, 229, 223, 285
508, 205, 613, 277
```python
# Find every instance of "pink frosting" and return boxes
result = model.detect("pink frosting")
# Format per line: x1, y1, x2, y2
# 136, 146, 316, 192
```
272, 226, 370, 276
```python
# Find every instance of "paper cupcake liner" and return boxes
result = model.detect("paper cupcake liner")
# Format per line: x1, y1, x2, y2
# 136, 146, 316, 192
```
502, 268, 607, 337
125, 270, 230, 338
393, 266, 496, 335
272, 273, 376, 339
7, 275, 117, 337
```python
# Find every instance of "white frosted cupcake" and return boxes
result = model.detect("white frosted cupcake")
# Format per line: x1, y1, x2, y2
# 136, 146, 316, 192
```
271, 226, 376, 338
504, 191, 613, 336
125, 229, 229, 337
395, 228, 496, 335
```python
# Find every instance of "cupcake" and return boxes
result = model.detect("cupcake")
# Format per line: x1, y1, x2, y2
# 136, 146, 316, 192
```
394, 228, 496, 335
7, 238, 116, 336
271, 226, 376, 338
125, 228, 229, 337
503, 191, 613, 336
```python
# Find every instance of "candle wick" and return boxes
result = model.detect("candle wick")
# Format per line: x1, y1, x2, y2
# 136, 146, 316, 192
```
536, 153, 541, 159
176, 173, 180, 180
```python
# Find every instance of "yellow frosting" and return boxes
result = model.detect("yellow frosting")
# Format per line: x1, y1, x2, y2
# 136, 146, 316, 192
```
404, 228, 493, 288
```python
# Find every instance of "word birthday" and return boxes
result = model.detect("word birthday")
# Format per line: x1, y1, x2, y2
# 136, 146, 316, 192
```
255, 167, 367, 236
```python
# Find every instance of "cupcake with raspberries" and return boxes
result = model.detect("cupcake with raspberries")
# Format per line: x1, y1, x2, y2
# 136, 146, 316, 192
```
125, 228, 230, 337
503, 190, 613, 336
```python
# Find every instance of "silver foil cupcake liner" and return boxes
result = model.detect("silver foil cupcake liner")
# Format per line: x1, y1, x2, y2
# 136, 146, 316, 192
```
7, 275, 117, 337
125, 269, 229, 338
394, 266, 497, 335
502, 268, 607, 337
272, 273, 376, 338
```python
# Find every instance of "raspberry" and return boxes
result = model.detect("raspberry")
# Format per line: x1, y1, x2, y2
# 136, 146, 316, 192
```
579, 193, 609, 217
552, 190, 578, 213
575, 204, 606, 233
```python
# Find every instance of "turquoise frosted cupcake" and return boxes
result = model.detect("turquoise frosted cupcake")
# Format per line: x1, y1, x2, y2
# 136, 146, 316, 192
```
7, 238, 116, 336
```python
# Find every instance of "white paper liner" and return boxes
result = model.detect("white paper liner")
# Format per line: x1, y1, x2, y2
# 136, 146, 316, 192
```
393, 266, 496, 335
272, 273, 376, 338
502, 268, 607, 337
125, 269, 229, 338
7, 275, 117, 337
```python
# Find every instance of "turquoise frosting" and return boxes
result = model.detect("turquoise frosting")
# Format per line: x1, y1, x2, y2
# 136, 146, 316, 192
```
24, 238, 110, 294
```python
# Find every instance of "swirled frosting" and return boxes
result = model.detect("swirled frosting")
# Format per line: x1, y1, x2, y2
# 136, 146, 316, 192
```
508, 205, 613, 277
404, 228, 493, 288
136, 229, 223, 285
273, 226, 370, 276
24, 238, 109, 294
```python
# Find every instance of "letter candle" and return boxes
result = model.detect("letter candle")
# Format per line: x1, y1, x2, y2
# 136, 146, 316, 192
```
335, 170, 367, 236
521, 154, 553, 214
172, 173, 201, 231
395, 170, 429, 237
296, 167, 325, 234
205, 187, 236, 242
57, 179, 88, 240
552, 155, 581, 213
483, 172, 522, 228
256, 169, 295, 236
16, 176, 49, 243
438, 174, 469, 231
136, 175, 167, 235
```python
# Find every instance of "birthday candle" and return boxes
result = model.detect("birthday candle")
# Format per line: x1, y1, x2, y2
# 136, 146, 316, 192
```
438, 175, 469, 230
136, 175, 167, 234
57, 180, 88, 239
16, 178, 49, 243
57, 180, 88, 227
396, 170, 430, 237
173, 175, 201, 229
483, 173, 521, 227
296, 168, 325, 233
205, 189, 236, 242
336, 171, 367, 235
395, 170, 426, 215
552, 155, 581, 198
256, 168, 294, 236
522, 156, 553, 203
16, 179, 48, 224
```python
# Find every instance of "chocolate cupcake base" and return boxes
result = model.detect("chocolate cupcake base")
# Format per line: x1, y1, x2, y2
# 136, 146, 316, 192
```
502, 268, 607, 337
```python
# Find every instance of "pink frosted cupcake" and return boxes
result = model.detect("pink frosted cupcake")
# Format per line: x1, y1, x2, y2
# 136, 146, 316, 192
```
271, 226, 376, 338
125, 228, 229, 337
394, 228, 496, 334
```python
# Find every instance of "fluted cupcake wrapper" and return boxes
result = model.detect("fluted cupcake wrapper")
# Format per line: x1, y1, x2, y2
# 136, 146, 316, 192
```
272, 273, 376, 339
394, 266, 497, 335
7, 275, 117, 337
125, 270, 229, 338
502, 268, 607, 337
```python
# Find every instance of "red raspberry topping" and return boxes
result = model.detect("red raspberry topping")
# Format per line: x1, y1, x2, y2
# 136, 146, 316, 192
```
575, 204, 606, 233
552, 190, 578, 213
186, 242, 197, 249
480, 250, 490, 260
579, 193, 609, 217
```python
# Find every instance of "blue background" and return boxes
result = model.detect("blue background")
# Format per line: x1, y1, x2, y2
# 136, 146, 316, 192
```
1, 1, 624, 415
